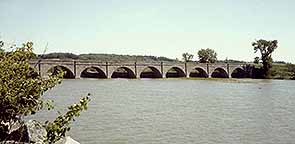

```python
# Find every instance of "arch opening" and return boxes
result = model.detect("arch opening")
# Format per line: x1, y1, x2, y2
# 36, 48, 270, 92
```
28, 67, 39, 78
189, 67, 208, 78
166, 67, 186, 78
211, 68, 229, 78
48, 65, 75, 79
140, 66, 162, 78
231, 68, 247, 78
80, 67, 107, 78
111, 67, 136, 79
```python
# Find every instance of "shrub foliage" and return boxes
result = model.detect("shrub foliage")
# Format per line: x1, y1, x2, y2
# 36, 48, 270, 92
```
0, 41, 90, 143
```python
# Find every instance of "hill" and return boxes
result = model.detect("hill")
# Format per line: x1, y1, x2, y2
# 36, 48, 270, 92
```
38, 53, 177, 63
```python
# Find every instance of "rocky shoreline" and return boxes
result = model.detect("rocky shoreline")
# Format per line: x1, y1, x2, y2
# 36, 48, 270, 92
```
0, 120, 79, 144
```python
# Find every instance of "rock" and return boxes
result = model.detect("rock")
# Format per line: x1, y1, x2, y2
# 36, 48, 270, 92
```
25, 120, 47, 143
0, 120, 46, 144
0, 141, 29, 144
1, 120, 80, 144
55, 136, 80, 144
1, 120, 29, 142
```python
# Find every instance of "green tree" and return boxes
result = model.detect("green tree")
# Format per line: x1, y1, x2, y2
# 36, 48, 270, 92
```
254, 57, 260, 64
182, 52, 194, 62
197, 48, 217, 63
0, 41, 90, 143
252, 39, 278, 78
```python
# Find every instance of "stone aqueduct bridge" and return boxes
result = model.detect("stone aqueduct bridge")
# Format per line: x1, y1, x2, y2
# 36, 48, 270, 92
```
29, 59, 248, 79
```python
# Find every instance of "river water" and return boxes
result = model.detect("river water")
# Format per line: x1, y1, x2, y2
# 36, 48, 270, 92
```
32, 79, 295, 144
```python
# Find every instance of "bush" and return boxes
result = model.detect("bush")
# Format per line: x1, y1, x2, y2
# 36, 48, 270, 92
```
0, 41, 90, 143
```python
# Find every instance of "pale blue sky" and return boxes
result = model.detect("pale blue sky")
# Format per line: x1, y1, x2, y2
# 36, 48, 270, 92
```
1, 0, 294, 62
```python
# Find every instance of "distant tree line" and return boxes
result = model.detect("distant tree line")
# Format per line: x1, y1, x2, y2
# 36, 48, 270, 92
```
39, 52, 79, 59
38, 53, 176, 63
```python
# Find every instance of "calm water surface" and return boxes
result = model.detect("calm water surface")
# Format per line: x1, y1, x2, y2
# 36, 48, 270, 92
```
33, 79, 295, 144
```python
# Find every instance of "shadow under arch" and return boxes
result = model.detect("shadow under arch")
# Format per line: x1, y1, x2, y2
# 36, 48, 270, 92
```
231, 67, 247, 78
140, 66, 162, 78
47, 65, 75, 79
189, 67, 208, 78
211, 67, 229, 78
111, 67, 136, 79
28, 67, 39, 78
166, 67, 186, 78
80, 67, 107, 78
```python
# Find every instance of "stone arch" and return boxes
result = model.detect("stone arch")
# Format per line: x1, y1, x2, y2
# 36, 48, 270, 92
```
211, 67, 229, 78
47, 65, 75, 79
111, 67, 136, 79
166, 67, 186, 78
27, 67, 39, 78
189, 67, 208, 78
140, 66, 162, 78
231, 67, 247, 78
80, 67, 107, 78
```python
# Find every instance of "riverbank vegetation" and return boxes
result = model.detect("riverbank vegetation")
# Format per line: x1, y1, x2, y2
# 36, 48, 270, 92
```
246, 63, 295, 80
252, 39, 278, 79
0, 41, 90, 143
270, 63, 295, 80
